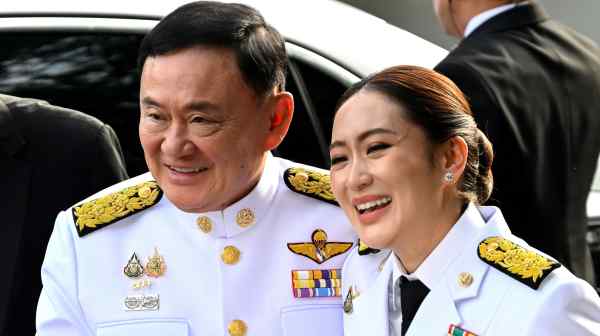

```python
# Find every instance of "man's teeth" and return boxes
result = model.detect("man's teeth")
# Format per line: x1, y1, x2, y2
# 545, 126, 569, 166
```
170, 166, 203, 173
356, 197, 392, 213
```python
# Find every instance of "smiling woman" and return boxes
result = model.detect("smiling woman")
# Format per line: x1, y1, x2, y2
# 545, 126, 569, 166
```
331, 65, 600, 336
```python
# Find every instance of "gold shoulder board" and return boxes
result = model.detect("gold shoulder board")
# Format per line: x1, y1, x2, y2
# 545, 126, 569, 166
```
478, 236, 561, 290
284, 167, 338, 206
358, 239, 381, 256
72, 181, 163, 237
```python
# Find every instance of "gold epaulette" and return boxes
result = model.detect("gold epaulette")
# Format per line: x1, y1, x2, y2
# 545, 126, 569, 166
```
72, 181, 163, 237
478, 236, 560, 290
358, 239, 381, 256
284, 167, 338, 206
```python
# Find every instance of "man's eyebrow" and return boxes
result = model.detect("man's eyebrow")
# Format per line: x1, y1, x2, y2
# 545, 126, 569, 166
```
185, 101, 220, 113
329, 128, 397, 150
141, 96, 160, 107
140, 98, 220, 113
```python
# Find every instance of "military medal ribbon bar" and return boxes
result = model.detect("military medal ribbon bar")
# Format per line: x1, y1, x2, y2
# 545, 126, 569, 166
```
291, 269, 341, 298
448, 324, 477, 336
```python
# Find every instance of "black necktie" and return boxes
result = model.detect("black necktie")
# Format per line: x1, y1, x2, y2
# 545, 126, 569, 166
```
399, 276, 429, 336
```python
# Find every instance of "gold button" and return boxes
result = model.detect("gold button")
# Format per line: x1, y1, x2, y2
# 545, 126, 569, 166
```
228, 319, 247, 336
236, 208, 255, 228
196, 216, 212, 233
221, 246, 241, 265
458, 272, 474, 288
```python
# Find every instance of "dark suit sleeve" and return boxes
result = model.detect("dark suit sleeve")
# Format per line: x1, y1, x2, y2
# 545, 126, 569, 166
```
435, 61, 499, 136
85, 123, 129, 193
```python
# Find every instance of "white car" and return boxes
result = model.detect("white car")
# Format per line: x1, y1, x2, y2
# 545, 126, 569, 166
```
1, 0, 598, 275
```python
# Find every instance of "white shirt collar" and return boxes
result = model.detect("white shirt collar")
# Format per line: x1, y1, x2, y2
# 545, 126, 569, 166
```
167, 152, 280, 239
463, 3, 517, 37
390, 203, 487, 308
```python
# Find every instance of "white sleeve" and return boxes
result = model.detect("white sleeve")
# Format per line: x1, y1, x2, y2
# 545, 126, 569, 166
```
524, 278, 600, 335
36, 210, 93, 336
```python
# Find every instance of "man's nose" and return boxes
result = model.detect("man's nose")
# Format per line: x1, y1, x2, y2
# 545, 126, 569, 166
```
161, 123, 195, 157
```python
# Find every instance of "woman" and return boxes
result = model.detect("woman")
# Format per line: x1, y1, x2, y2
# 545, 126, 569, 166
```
329, 65, 600, 336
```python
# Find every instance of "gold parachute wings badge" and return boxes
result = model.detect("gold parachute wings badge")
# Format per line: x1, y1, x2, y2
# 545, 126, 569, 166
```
288, 229, 353, 264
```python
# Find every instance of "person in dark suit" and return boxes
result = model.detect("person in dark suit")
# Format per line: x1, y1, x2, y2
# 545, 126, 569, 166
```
432, 0, 600, 286
0, 94, 128, 336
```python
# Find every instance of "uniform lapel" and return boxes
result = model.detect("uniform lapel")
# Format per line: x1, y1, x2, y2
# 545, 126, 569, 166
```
351, 255, 393, 336
405, 279, 460, 336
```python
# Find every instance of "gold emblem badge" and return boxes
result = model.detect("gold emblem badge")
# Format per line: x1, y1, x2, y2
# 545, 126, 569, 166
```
145, 247, 166, 278
123, 252, 144, 279
236, 208, 255, 228
288, 229, 353, 264
458, 272, 474, 288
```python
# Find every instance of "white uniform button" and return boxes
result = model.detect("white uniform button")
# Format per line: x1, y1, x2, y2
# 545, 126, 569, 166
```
196, 216, 212, 233
221, 246, 241, 265
236, 208, 255, 228
227, 319, 247, 336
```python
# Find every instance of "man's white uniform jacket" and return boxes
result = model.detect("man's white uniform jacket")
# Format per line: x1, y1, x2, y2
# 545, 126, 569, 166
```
36, 155, 356, 336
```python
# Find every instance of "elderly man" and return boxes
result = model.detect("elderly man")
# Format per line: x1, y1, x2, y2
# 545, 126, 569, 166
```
433, 0, 600, 286
35, 2, 355, 336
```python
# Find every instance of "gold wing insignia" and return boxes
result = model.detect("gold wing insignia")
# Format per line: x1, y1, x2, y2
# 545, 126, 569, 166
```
72, 181, 163, 237
478, 236, 561, 290
324, 242, 353, 260
288, 229, 353, 264
284, 167, 338, 205
287, 243, 320, 264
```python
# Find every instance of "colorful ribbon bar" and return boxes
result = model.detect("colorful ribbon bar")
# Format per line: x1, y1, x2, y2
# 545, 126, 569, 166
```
291, 269, 340, 280
294, 287, 341, 298
291, 269, 342, 298
448, 324, 477, 336
293, 278, 342, 289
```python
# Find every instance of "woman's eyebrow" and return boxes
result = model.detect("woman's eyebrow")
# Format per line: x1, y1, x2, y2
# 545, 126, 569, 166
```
329, 128, 397, 150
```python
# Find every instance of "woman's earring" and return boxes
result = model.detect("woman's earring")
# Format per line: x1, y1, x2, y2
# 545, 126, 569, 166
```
444, 171, 454, 183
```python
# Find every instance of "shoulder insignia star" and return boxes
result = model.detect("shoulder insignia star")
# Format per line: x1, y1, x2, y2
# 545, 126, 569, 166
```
358, 239, 381, 256
478, 236, 560, 289
284, 167, 338, 205
72, 181, 163, 237
288, 229, 353, 264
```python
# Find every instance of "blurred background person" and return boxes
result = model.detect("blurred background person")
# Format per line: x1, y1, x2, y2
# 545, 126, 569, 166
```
432, 0, 600, 285
331, 65, 600, 336
0, 94, 128, 336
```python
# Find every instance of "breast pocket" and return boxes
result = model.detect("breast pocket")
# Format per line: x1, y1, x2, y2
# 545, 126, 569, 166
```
96, 318, 189, 336
281, 304, 343, 336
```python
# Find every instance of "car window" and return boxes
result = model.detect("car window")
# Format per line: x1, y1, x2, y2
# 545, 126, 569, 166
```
0, 32, 146, 175
278, 57, 348, 169
0, 32, 349, 174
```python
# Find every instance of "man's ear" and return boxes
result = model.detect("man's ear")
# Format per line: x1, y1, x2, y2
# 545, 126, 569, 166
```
264, 91, 294, 151
439, 135, 468, 185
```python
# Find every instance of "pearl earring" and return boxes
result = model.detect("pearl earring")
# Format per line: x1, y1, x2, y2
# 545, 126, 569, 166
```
444, 171, 454, 183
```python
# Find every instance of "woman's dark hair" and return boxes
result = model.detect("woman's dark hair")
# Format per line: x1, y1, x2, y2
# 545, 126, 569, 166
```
138, 1, 287, 97
336, 65, 494, 205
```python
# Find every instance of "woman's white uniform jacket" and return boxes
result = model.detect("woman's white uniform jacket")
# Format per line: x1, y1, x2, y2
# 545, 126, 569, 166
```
36, 154, 356, 336
342, 204, 600, 335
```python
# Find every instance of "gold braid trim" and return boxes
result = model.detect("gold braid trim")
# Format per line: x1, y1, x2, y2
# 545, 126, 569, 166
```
478, 236, 560, 289
285, 167, 337, 205
72, 181, 162, 236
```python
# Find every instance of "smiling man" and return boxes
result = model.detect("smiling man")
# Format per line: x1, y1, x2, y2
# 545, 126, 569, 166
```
35, 2, 355, 335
